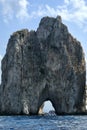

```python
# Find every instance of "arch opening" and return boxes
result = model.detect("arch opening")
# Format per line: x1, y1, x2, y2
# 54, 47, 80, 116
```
38, 100, 55, 115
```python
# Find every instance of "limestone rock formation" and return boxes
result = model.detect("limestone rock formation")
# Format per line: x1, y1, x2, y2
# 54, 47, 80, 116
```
0, 16, 86, 115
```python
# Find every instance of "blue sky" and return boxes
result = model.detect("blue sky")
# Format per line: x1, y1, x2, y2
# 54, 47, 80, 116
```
0, 0, 87, 111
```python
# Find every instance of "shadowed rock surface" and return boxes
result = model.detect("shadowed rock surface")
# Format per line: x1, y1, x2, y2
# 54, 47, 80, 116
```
0, 16, 86, 115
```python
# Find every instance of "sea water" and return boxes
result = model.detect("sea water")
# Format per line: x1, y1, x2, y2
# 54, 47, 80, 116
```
0, 115, 87, 130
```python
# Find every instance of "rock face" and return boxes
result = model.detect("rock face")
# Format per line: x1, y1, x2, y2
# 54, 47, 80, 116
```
0, 16, 86, 115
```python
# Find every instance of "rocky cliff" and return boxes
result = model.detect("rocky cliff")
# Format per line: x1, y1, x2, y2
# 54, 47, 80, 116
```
0, 16, 86, 115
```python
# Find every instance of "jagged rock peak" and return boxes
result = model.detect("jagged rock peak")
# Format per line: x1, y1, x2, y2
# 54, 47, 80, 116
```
56, 15, 62, 22
37, 16, 67, 40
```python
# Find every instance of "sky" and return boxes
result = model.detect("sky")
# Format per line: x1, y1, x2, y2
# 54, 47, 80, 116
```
0, 0, 87, 111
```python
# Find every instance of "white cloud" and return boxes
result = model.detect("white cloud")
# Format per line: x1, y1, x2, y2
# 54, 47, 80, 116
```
0, 0, 29, 22
0, 55, 2, 84
1, 0, 87, 28
31, 0, 87, 31
16, 0, 29, 20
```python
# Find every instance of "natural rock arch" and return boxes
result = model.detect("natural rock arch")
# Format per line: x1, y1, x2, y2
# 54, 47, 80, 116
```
0, 16, 86, 115
38, 100, 55, 115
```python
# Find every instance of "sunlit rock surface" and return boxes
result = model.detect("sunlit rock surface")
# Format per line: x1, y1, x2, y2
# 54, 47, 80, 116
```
0, 16, 86, 115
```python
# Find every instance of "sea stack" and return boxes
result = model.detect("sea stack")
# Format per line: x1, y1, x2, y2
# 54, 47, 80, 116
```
0, 16, 86, 115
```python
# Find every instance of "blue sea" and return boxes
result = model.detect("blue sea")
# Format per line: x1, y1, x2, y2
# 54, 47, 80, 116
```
0, 115, 87, 130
